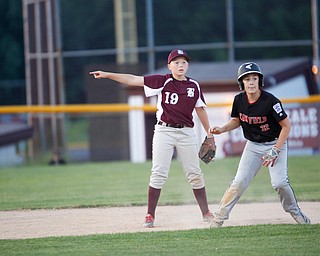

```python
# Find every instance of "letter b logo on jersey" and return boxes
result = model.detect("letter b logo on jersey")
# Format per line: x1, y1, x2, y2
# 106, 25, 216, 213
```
187, 88, 195, 97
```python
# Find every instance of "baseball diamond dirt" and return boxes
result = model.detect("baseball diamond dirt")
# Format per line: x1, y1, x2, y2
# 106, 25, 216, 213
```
0, 202, 319, 240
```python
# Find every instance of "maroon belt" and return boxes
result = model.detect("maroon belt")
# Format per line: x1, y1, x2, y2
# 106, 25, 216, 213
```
157, 121, 185, 129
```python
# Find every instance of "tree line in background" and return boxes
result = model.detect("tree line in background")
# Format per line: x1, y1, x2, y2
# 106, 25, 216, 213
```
0, 0, 314, 105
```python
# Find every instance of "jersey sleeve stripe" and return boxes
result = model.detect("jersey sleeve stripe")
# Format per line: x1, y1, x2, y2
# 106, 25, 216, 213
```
190, 78, 207, 108
144, 78, 173, 97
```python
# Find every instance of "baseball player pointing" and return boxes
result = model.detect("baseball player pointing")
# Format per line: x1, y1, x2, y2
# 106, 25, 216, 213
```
209, 62, 311, 227
90, 49, 215, 228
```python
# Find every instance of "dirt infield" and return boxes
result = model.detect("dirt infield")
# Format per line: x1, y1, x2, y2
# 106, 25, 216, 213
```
0, 202, 319, 240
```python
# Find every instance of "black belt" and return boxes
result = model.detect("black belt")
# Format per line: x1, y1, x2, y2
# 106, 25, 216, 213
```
157, 121, 186, 128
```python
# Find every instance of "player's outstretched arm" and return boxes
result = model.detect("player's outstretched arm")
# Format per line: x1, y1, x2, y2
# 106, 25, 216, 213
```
89, 71, 144, 86
209, 117, 240, 134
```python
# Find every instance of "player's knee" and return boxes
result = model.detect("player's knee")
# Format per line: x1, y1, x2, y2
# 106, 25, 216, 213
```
188, 173, 205, 189
229, 179, 247, 191
149, 166, 169, 189
149, 175, 167, 189
228, 180, 246, 196
271, 179, 288, 190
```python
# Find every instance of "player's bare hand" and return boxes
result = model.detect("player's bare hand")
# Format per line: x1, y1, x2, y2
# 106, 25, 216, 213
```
89, 71, 107, 79
209, 127, 222, 134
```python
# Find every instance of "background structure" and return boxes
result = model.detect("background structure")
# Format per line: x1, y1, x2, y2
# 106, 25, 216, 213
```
1, 0, 319, 163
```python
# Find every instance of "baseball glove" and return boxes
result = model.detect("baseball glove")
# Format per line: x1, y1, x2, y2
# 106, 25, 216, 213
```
262, 146, 280, 167
198, 136, 216, 164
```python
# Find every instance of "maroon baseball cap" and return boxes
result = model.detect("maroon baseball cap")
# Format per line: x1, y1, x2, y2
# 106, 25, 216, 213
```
167, 49, 191, 64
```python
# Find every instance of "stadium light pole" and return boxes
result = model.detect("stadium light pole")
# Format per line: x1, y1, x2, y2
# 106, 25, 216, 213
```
311, 0, 320, 91
226, 0, 235, 62
146, 0, 155, 73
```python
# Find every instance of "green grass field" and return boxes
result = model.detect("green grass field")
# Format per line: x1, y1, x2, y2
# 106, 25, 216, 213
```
1, 225, 319, 256
0, 155, 319, 255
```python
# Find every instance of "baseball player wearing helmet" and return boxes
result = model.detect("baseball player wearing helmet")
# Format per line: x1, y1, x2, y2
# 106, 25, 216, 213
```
90, 49, 215, 228
208, 62, 311, 227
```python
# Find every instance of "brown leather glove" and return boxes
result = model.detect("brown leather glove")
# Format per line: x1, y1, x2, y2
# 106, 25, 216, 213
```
198, 136, 216, 164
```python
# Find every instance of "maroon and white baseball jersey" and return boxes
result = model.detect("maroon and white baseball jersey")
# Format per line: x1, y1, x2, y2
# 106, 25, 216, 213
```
144, 74, 207, 127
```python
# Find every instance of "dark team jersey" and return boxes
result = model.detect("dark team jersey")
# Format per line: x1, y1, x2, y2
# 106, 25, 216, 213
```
231, 90, 287, 142
143, 74, 206, 127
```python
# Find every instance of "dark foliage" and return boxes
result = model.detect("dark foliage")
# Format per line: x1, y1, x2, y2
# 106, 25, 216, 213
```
0, 0, 315, 104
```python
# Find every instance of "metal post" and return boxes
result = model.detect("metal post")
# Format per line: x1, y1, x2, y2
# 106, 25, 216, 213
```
226, 0, 235, 62
54, 0, 67, 152
22, 0, 33, 158
146, 0, 155, 72
34, 1, 47, 152
113, 0, 138, 64
45, 0, 58, 152
311, 0, 320, 91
